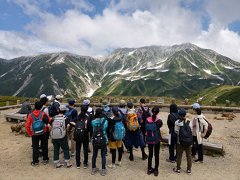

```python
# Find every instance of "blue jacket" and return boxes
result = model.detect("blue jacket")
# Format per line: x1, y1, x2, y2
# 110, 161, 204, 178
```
91, 117, 108, 144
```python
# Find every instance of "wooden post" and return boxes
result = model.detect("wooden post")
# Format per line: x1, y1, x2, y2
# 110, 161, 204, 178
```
17, 100, 20, 105
171, 98, 176, 104
225, 100, 230, 107
133, 97, 137, 103
184, 98, 189, 105
6, 101, 10, 106
211, 99, 217, 106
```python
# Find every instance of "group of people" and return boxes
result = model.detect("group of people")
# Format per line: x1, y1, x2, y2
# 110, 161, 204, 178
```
24, 95, 209, 176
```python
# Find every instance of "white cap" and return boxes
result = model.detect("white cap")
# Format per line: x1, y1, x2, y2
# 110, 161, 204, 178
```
56, 95, 63, 100
192, 103, 201, 109
40, 94, 47, 99
83, 99, 90, 106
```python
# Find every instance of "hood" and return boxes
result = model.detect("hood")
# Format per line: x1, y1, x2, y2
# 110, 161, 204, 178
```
170, 104, 178, 113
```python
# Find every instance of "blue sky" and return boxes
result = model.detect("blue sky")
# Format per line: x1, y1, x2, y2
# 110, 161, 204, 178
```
0, 0, 240, 61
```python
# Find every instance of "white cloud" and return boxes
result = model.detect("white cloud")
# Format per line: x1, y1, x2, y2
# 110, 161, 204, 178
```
1, 0, 240, 62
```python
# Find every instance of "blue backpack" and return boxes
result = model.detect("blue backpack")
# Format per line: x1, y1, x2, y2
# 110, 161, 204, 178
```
114, 121, 126, 141
31, 112, 44, 136
145, 120, 159, 144
65, 108, 74, 119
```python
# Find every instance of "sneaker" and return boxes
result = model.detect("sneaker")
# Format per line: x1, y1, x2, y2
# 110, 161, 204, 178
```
101, 169, 107, 176
84, 164, 88, 169
194, 159, 203, 163
166, 158, 176, 163
31, 162, 39, 167
42, 160, 49, 165
66, 162, 72, 168
187, 170, 191, 174
147, 168, 154, 175
129, 155, 134, 161
173, 168, 180, 174
142, 153, 148, 160
108, 164, 116, 169
76, 166, 80, 169
116, 161, 122, 167
154, 169, 159, 176
91, 168, 99, 175
56, 163, 64, 168
71, 153, 75, 157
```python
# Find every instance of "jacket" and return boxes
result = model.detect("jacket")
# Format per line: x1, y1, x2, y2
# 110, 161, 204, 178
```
107, 113, 123, 141
91, 117, 108, 144
167, 113, 179, 134
191, 114, 208, 144
19, 101, 32, 114
174, 119, 184, 144
25, 110, 50, 136
146, 116, 163, 141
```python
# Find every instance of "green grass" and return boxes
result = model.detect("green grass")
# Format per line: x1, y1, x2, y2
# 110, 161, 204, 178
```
0, 96, 28, 107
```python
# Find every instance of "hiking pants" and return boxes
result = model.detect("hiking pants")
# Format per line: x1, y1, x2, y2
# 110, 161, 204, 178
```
52, 135, 70, 163
177, 144, 192, 171
67, 130, 76, 154
168, 132, 177, 161
192, 136, 203, 161
32, 133, 49, 163
148, 142, 160, 170
110, 147, 123, 164
76, 141, 89, 166
92, 146, 106, 169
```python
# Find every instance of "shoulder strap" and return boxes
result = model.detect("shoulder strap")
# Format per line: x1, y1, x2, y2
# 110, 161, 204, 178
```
186, 120, 190, 125
197, 118, 201, 132
30, 113, 37, 121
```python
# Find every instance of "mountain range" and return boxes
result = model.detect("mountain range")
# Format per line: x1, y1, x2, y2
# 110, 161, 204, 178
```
0, 43, 240, 99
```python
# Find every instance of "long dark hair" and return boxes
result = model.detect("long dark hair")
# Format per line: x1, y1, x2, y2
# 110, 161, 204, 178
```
194, 108, 202, 115
151, 107, 160, 121
95, 108, 102, 119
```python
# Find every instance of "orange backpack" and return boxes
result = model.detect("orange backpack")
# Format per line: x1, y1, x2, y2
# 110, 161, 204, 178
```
127, 112, 140, 131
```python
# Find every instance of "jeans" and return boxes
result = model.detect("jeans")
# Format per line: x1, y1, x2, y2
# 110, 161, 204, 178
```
76, 141, 89, 166
177, 144, 192, 171
92, 146, 106, 169
192, 136, 203, 161
52, 135, 70, 163
148, 142, 160, 170
32, 133, 49, 163
168, 132, 177, 161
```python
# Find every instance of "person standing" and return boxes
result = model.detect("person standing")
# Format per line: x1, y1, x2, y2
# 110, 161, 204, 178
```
146, 107, 163, 176
71, 105, 91, 169
173, 109, 192, 174
91, 108, 108, 176
25, 101, 50, 166
107, 107, 125, 168
166, 103, 179, 163
125, 102, 148, 161
191, 103, 208, 163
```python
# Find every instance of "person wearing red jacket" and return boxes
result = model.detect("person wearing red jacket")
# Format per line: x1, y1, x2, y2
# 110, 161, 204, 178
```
26, 101, 50, 166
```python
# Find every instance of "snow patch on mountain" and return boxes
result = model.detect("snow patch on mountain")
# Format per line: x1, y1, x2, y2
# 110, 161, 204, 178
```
203, 69, 212, 75
13, 74, 32, 96
157, 69, 169, 72
222, 64, 234, 70
128, 50, 136, 56
87, 88, 95, 97
0, 72, 8, 78
23, 62, 33, 73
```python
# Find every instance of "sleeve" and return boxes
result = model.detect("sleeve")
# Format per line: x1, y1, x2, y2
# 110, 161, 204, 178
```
157, 119, 163, 129
137, 108, 143, 121
25, 115, 33, 136
167, 114, 172, 130
28, 104, 32, 112
72, 110, 78, 121
174, 120, 183, 133
55, 102, 60, 112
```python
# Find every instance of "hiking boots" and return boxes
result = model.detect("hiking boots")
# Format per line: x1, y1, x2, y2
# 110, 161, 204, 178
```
91, 168, 99, 175
142, 153, 148, 160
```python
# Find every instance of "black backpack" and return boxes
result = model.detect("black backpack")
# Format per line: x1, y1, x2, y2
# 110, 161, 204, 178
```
74, 115, 88, 142
141, 106, 151, 123
92, 119, 106, 149
198, 118, 213, 139
179, 120, 193, 147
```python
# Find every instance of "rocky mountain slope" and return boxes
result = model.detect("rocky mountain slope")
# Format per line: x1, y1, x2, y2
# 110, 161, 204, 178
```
0, 43, 240, 98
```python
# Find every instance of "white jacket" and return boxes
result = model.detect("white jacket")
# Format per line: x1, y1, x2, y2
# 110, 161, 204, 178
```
191, 114, 208, 144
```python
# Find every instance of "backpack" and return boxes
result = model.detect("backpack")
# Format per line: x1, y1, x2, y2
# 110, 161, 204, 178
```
92, 119, 106, 149
31, 112, 44, 136
113, 121, 125, 140
179, 120, 193, 147
141, 106, 151, 123
198, 118, 212, 139
65, 108, 74, 124
48, 102, 59, 117
102, 108, 112, 120
127, 111, 140, 131
74, 115, 88, 142
51, 115, 66, 139
145, 119, 159, 144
